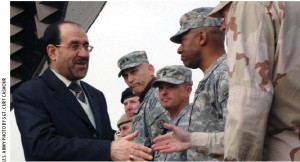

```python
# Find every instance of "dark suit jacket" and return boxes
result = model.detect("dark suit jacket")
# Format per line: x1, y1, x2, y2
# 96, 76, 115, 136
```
13, 68, 115, 161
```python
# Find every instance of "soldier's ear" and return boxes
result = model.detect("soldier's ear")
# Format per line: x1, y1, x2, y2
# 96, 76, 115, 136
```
186, 85, 192, 94
148, 64, 155, 76
198, 30, 207, 45
197, 30, 207, 46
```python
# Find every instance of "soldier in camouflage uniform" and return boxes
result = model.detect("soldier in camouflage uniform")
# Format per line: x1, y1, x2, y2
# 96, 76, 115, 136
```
208, 1, 300, 161
152, 7, 228, 161
117, 51, 169, 160
151, 65, 193, 161
120, 87, 140, 121
117, 114, 132, 138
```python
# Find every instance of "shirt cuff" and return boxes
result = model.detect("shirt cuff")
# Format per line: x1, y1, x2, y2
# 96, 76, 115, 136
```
190, 132, 209, 148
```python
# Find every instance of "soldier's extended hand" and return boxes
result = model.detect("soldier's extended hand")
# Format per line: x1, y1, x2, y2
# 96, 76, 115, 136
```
110, 131, 153, 161
152, 123, 192, 153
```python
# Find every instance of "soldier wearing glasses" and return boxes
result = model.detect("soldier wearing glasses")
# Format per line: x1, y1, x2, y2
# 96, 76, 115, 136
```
13, 21, 153, 161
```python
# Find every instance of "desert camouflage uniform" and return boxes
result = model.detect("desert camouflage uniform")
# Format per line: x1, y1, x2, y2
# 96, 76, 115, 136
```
187, 54, 228, 161
154, 104, 192, 161
209, 1, 300, 161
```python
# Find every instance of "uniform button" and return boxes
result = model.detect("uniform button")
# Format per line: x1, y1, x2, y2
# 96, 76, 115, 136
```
136, 116, 141, 121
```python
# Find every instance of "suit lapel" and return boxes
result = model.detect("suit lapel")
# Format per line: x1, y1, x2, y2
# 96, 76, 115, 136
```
41, 69, 95, 129
81, 83, 102, 135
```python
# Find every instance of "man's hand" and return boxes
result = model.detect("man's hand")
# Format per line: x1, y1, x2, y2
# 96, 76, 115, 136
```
110, 131, 153, 161
151, 123, 192, 153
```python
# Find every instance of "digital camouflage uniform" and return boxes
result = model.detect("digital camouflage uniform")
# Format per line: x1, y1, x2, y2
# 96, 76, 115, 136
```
170, 8, 228, 161
154, 104, 192, 161
188, 55, 228, 161
209, 1, 300, 161
132, 86, 167, 147
117, 51, 168, 149
151, 65, 193, 161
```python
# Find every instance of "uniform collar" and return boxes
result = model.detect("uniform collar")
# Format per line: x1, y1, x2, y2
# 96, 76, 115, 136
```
139, 77, 156, 102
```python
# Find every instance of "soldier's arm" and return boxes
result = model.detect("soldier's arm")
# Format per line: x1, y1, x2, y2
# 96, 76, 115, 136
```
224, 1, 274, 160
190, 132, 224, 155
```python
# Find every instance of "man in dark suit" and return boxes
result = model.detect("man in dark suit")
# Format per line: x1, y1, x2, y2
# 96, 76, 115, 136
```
13, 21, 153, 161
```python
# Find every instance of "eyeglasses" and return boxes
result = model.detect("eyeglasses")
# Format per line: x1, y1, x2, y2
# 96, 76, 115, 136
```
55, 44, 94, 52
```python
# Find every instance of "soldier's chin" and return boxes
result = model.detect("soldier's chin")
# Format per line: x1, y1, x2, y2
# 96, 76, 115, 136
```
183, 62, 197, 69
129, 116, 134, 121
132, 87, 140, 94
162, 105, 172, 111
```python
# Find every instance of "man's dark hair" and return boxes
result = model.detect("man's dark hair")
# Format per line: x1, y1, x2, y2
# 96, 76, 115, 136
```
121, 87, 137, 104
42, 21, 82, 64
